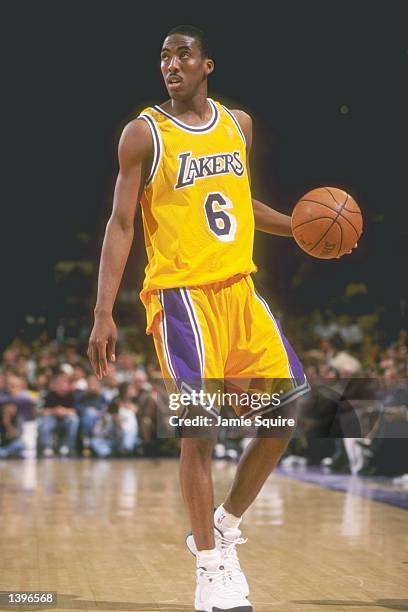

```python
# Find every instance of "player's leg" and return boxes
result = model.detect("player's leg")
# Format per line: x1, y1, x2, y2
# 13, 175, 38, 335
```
152, 287, 252, 610
187, 400, 296, 601
222, 402, 296, 518
181, 436, 252, 612
209, 276, 309, 591
152, 287, 221, 552
179, 436, 216, 550
223, 276, 309, 520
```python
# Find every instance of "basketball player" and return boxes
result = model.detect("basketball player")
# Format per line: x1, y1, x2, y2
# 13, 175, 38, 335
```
88, 25, 310, 612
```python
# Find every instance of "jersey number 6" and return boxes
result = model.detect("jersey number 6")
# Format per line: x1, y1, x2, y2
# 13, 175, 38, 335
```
204, 192, 237, 243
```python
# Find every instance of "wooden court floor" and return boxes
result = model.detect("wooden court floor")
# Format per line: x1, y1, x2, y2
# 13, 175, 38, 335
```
0, 458, 407, 612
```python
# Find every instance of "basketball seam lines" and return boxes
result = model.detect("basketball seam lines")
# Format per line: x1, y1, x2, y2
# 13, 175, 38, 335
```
308, 193, 349, 253
294, 199, 361, 238
292, 216, 342, 231
324, 187, 341, 204
336, 221, 343, 257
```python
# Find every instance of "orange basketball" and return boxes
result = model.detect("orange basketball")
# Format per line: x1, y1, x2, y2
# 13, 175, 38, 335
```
291, 187, 363, 259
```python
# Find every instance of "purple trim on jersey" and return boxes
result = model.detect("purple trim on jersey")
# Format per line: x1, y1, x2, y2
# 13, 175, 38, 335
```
161, 288, 202, 389
137, 114, 161, 185
221, 105, 246, 147
153, 99, 219, 133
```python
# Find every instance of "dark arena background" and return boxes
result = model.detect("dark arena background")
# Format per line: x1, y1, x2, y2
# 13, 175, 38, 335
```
1, 2, 408, 611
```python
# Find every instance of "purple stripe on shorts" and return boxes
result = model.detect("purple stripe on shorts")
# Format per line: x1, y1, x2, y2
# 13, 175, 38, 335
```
254, 289, 305, 385
181, 288, 204, 369
273, 317, 305, 384
161, 288, 202, 389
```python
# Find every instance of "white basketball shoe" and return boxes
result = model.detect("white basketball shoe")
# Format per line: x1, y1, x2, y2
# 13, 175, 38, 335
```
195, 562, 252, 612
186, 527, 250, 597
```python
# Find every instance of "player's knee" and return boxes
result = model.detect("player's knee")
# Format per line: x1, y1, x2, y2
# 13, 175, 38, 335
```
181, 436, 215, 459
256, 402, 298, 438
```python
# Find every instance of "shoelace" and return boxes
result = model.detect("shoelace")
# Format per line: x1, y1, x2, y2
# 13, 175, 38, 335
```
219, 533, 248, 576
198, 565, 242, 594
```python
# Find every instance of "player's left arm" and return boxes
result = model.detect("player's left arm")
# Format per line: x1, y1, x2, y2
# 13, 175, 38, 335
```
231, 109, 293, 237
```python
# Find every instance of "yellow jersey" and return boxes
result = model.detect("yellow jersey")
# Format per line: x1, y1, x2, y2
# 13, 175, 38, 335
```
137, 98, 257, 331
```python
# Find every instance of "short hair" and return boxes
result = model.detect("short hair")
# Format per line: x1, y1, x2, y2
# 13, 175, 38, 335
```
164, 25, 212, 59
118, 381, 132, 399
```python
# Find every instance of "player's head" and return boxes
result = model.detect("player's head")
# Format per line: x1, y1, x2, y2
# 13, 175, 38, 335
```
161, 25, 214, 100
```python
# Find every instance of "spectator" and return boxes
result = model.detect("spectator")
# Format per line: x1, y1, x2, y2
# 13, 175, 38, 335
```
2, 374, 36, 421
116, 352, 136, 384
101, 368, 120, 403
2, 374, 37, 458
132, 370, 158, 449
338, 316, 363, 347
150, 378, 179, 441
78, 375, 108, 455
90, 412, 116, 458
38, 373, 79, 457
328, 334, 362, 376
71, 365, 88, 392
59, 342, 82, 368
37, 349, 58, 372
313, 310, 339, 340
2, 348, 20, 370
396, 345, 408, 374
305, 339, 335, 364
392, 329, 407, 351
317, 364, 338, 378
0, 403, 24, 458
32, 369, 51, 401
109, 382, 140, 455
14, 354, 36, 384
1, 314, 407, 467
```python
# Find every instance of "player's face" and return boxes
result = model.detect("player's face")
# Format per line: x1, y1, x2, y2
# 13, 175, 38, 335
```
160, 34, 213, 100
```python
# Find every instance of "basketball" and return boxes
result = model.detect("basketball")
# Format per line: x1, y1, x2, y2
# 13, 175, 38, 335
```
291, 187, 363, 259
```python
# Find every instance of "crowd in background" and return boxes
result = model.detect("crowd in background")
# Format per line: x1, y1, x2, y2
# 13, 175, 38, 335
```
0, 341, 175, 460
0, 312, 407, 478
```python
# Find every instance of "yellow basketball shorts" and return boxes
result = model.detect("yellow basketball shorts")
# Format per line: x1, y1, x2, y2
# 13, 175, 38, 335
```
150, 274, 309, 418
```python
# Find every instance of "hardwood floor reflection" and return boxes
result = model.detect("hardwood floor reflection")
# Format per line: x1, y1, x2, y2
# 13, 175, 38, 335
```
0, 459, 407, 611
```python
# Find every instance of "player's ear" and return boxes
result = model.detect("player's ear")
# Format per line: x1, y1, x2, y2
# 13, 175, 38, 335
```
205, 59, 214, 76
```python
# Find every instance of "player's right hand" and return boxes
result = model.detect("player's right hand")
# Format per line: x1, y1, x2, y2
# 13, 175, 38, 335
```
87, 314, 117, 380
